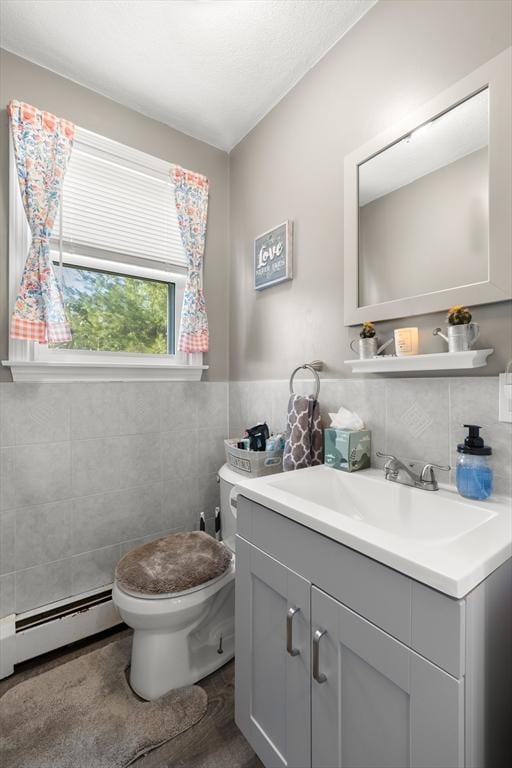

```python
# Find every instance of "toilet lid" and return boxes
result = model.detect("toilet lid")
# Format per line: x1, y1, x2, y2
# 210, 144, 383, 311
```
115, 531, 233, 597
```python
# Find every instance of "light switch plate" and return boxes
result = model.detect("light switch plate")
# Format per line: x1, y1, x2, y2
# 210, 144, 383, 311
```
498, 373, 512, 422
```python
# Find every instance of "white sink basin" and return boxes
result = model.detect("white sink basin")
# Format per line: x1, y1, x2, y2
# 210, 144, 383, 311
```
236, 465, 512, 597
268, 468, 495, 543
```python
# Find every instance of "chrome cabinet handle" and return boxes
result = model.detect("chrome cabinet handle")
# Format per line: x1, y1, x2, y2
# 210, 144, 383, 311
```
313, 628, 327, 683
286, 606, 300, 656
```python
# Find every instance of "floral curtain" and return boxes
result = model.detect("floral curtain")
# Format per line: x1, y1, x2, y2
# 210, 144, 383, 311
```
9, 100, 75, 343
171, 165, 210, 353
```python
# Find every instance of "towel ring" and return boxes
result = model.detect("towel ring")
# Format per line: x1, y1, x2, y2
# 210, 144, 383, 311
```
289, 362, 322, 400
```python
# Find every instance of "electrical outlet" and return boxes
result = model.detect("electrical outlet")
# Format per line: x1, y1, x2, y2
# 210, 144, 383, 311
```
498, 372, 512, 423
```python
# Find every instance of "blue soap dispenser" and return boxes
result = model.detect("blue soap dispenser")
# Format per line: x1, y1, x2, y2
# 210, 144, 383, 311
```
456, 424, 493, 501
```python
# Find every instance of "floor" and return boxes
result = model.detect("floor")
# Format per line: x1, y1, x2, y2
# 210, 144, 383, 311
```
0, 626, 263, 768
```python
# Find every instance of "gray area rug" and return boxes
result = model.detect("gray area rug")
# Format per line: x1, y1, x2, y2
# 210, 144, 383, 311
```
0, 636, 208, 768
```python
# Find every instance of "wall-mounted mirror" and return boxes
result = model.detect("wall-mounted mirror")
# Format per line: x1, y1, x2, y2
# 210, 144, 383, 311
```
344, 47, 511, 325
358, 89, 488, 307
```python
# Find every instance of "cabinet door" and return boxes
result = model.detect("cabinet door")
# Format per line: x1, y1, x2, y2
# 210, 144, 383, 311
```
235, 536, 311, 768
311, 586, 464, 768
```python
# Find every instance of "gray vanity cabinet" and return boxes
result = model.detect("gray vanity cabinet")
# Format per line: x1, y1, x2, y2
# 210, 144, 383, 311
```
236, 537, 463, 768
311, 586, 464, 768
235, 495, 511, 768
235, 536, 311, 768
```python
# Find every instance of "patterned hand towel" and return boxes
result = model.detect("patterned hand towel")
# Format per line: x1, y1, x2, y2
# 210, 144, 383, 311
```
283, 394, 323, 471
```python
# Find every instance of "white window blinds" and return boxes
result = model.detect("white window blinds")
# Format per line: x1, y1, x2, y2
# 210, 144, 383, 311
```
52, 133, 187, 270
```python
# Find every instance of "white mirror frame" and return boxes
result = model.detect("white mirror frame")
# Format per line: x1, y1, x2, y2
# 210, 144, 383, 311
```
344, 47, 511, 326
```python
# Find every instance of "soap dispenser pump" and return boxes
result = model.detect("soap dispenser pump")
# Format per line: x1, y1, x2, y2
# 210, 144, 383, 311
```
456, 424, 493, 500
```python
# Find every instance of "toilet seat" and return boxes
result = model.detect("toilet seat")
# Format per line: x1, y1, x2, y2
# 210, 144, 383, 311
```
115, 558, 235, 600
112, 559, 235, 624
115, 530, 233, 598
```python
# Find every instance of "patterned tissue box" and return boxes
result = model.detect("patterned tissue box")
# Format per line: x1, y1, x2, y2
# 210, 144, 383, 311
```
324, 428, 371, 472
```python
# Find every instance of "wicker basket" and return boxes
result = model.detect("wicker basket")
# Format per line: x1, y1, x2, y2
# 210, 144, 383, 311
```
224, 438, 284, 477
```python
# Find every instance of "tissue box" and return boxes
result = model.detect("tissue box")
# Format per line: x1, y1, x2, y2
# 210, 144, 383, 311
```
324, 428, 371, 472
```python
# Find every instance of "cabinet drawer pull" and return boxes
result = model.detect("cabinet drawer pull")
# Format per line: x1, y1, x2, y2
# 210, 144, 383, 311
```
286, 606, 300, 656
313, 628, 327, 683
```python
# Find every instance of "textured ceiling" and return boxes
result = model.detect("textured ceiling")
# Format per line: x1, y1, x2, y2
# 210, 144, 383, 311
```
0, 0, 376, 151
359, 88, 489, 205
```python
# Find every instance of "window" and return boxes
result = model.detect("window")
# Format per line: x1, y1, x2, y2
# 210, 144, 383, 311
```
8, 127, 206, 381
51, 262, 174, 355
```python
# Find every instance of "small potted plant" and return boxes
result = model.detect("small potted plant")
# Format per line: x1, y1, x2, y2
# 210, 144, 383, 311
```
447, 305, 472, 326
433, 306, 480, 352
350, 321, 378, 359
360, 321, 376, 338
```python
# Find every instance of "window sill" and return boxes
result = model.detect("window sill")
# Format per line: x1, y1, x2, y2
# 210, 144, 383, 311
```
2, 360, 208, 383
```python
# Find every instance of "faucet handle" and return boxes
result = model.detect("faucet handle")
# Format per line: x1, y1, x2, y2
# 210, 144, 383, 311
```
376, 451, 399, 479
376, 451, 397, 461
420, 462, 451, 482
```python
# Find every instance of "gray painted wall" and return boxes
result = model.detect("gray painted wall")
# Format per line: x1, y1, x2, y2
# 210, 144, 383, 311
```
0, 49, 230, 381
359, 148, 488, 306
229, 0, 512, 380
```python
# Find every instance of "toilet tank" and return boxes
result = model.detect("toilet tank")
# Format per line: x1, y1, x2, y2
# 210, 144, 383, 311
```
218, 463, 254, 550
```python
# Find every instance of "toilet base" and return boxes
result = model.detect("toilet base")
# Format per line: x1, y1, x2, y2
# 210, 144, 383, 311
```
127, 579, 235, 700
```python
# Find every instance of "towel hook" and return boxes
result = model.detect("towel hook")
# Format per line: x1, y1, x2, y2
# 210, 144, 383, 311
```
289, 361, 323, 400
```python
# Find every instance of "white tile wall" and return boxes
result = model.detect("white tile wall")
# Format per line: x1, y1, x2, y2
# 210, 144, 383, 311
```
71, 544, 122, 595
229, 376, 512, 497
0, 381, 228, 617
15, 500, 71, 571
15, 559, 73, 615
0, 573, 15, 618
386, 379, 450, 467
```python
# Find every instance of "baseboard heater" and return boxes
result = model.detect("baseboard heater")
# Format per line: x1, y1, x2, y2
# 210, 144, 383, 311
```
0, 585, 122, 679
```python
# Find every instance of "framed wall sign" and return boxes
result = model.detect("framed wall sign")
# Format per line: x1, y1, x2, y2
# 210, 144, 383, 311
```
254, 220, 293, 290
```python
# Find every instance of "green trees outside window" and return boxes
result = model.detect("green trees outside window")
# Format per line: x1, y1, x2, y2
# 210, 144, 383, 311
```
52, 264, 173, 354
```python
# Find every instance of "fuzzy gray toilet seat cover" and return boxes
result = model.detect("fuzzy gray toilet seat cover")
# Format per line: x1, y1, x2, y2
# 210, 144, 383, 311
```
115, 531, 233, 596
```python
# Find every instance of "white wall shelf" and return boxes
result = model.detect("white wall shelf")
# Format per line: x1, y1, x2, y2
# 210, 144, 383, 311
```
344, 349, 494, 374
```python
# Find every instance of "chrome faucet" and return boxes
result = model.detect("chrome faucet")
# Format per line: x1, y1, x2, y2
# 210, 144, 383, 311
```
376, 452, 450, 491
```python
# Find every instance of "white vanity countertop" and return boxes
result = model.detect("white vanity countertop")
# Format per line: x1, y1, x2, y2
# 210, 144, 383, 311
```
235, 465, 512, 598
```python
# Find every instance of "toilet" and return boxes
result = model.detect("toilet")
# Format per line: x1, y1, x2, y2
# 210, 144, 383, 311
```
112, 463, 249, 701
